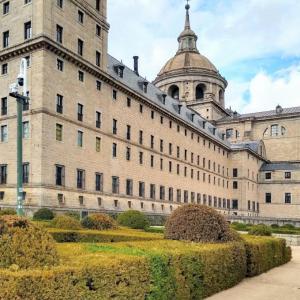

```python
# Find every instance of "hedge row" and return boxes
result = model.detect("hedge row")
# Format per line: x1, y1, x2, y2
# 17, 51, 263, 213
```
48, 228, 163, 243
0, 237, 291, 299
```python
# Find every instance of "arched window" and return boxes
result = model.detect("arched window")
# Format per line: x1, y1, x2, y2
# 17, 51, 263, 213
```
263, 128, 269, 137
168, 85, 179, 100
196, 84, 205, 100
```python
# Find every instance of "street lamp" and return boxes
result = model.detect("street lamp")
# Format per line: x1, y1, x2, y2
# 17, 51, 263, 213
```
9, 58, 30, 216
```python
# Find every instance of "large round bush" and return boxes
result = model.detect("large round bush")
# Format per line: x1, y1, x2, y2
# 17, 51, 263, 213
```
165, 204, 236, 243
33, 208, 55, 221
117, 210, 150, 230
0, 208, 16, 216
248, 224, 272, 236
81, 213, 116, 230
0, 215, 58, 269
51, 215, 81, 230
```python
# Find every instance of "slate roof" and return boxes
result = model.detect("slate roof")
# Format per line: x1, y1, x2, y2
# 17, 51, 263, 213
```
107, 55, 230, 147
231, 141, 261, 154
218, 106, 300, 122
260, 162, 300, 171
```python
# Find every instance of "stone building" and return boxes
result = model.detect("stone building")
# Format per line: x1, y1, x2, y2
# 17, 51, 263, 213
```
0, 0, 299, 221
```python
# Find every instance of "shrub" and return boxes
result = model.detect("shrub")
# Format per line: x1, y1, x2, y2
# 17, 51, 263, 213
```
231, 222, 249, 231
0, 216, 58, 269
0, 208, 16, 216
117, 210, 150, 230
50, 215, 81, 230
81, 213, 116, 230
271, 223, 279, 228
165, 204, 236, 243
33, 208, 55, 221
64, 211, 80, 220
248, 224, 272, 236
282, 223, 295, 229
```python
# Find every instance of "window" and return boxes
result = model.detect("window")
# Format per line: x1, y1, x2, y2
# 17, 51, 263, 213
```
78, 70, 84, 82
160, 158, 163, 171
140, 104, 143, 113
160, 139, 163, 152
0, 125, 8, 142
184, 190, 188, 203
151, 111, 154, 119
114, 199, 119, 208
112, 89, 117, 100
265, 193, 272, 204
96, 111, 101, 128
56, 94, 63, 113
126, 179, 133, 196
77, 131, 83, 147
96, 0, 100, 11
77, 103, 83, 121
169, 188, 173, 202
77, 169, 85, 189
22, 121, 29, 139
176, 189, 181, 202
169, 161, 172, 173
1, 97, 7, 115
55, 165, 65, 186
22, 163, 29, 184
96, 137, 101, 152
139, 130, 143, 145
285, 172, 291, 179
112, 176, 119, 194
169, 143, 173, 155
271, 124, 279, 136
24, 0, 31, 4
1, 63, 8, 75
57, 0, 63, 8
150, 135, 154, 149
3, 2, 9, 15
96, 80, 102, 90
78, 39, 83, 56
226, 129, 233, 139
24, 21, 32, 40
139, 152, 143, 165
127, 97, 131, 107
3, 31, 9, 48
285, 193, 291, 204
150, 155, 154, 168
96, 24, 101, 37
112, 119, 117, 134
79, 196, 84, 206
57, 59, 64, 71
95, 173, 103, 191
126, 125, 131, 140
0, 165, 7, 184
150, 184, 155, 200
78, 10, 84, 23
56, 25, 63, 43
265, 172, 271, 180
96, 51, 101, 67
232, 199, 239, 210
139, 181, 145, 198
233, 168, 238, 177
160, 186, 165, 200
233, 181, 238, 189
56, 124, 63, 141
112, 143, 117, 157
126, 147, 131, 161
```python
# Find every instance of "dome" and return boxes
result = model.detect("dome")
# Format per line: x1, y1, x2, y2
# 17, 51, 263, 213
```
158, 52, 218, 76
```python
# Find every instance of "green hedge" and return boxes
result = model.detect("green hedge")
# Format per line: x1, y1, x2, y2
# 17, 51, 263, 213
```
48, 228, 163, 243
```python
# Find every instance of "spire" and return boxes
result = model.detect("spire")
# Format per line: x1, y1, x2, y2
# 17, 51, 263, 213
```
177, 1, 199, 54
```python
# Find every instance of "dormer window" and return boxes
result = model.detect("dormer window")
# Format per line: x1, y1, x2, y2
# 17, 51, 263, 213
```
191, 113, 195, 122
177, 105, 182, 114
139, 80, 148, 93
202, 121, 206, 129
162, 93, 167, 104
114, 64, 125, 78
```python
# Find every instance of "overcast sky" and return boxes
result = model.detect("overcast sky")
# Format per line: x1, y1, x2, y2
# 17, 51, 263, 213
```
108, 0, 300, 113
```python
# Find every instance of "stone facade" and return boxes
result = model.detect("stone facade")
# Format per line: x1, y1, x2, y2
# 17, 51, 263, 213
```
0, 1, 299, 221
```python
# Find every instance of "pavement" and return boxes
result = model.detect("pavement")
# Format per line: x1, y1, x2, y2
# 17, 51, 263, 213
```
207, 247, 300, 300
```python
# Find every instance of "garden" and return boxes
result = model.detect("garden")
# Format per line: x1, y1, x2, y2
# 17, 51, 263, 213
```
0, 205, 292, 300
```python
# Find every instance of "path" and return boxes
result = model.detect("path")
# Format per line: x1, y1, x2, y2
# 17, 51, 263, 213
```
207, 247, 300, 300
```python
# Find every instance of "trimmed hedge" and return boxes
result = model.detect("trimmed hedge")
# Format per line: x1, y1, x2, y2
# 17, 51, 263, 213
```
33, 208, 55, 221
48, 228, 163, 243
81, 213, 117, 230
0, 208, 16, 216
117, 210, 150, 230
50, 215, 82, 230
248, 224, 272, 236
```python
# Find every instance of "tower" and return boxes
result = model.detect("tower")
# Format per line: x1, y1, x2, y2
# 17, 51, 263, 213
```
153, 3, 229, 121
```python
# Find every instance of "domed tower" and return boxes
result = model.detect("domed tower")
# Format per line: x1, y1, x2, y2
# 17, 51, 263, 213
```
153, 3, 229, 121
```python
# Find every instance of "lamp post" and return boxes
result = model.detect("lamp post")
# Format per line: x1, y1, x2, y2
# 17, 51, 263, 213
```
9, 58, 29, 216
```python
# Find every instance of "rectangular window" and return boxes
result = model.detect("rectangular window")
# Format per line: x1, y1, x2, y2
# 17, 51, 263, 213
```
271, 124, 279, 136
96, 80, 102, 90
96, 51, 101, 67
77, 169, 85, 189
232, 199, 239, 209
160, 139, 164, 152
78, 70, 84, 82
265, 193, 272, 203
112, 176, 119, 194
126, 147, 131, 161
3, 2, 9, 15
96, 137, 101, 152
56, 25, 63, 43
127, 97, 131, 107
78, 39, 84, 56
126, 179, 133, 196
78, 10, 84, 23
24, 21, 32, 40
96, 0, 100, 11
77, 103, 83, 121
22, 163, 29, 184
169, 143, 173, 155
139, 130, 143, 145
150, 155, 154, 168
96, 24, 101, 36
22, 121, 29, 139
3, 31, 9, 48
1, 63, 8, 75
57, 0, 63, 8
56, 124, 63, 141
139, 181, 145, 198
1, 97, 7, 115
112, 143, 117, 158
233, 168, 238, 177
96, 111, 101, 128
184, 190, 188, 203
265, 172, 271, 180
95, 173, 103, 191
150, 135, 154, 149
233, 181, 238, 189
112, 119, 117, 134
55, 165, 65, 186
57, 59, 64, 71
285, 172, 291, 179
126, 125, 131, 140
285, 193, 291, 204
112, 89, 117, 100
24, 0, 31, 4
176, 189, 181, 203
169, 187, 173, 202
160, 186, 165, 200
139, 152, 143, 165
0, 125, 8, 142
77, 131, 83, 147
150, 184, 156, 200
0, 165, 7, 184
56, 94, 63, 113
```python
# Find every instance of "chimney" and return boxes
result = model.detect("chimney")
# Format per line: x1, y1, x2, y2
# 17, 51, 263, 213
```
133, 56, 139, 76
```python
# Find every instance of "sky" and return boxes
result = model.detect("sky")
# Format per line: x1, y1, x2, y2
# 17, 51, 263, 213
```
108, 0, 300, 113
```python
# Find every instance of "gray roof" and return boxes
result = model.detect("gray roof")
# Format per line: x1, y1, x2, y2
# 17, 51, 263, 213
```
260, 162, 300, 171
231, 141, 262, 154
107, 55, 230, 147
218, 106, 300, 122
